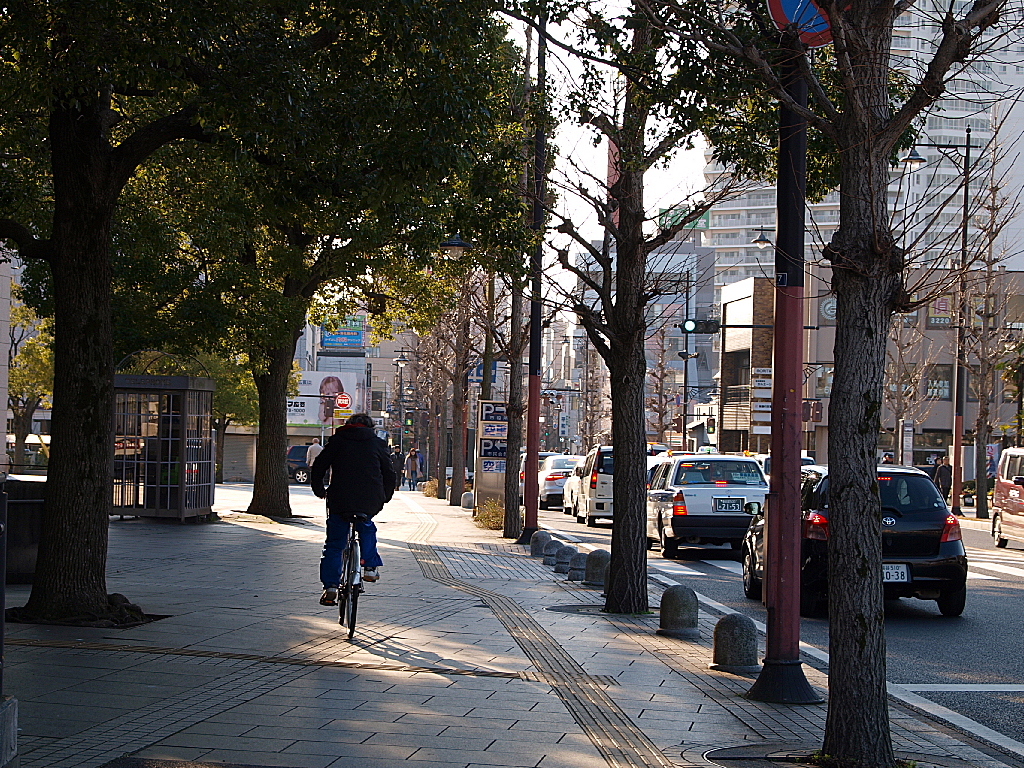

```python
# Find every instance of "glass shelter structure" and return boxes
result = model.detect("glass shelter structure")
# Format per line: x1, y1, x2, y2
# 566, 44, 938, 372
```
113, 375, 216, 520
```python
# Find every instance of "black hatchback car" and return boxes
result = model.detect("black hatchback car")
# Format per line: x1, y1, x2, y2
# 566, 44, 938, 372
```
287, 445, 311, 484
741, 465, 968, 617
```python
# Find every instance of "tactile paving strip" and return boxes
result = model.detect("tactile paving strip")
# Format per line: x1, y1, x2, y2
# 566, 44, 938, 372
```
409, 541, 679, 768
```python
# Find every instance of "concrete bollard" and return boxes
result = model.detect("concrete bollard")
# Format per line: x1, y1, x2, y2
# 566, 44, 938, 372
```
542, 539, 563, 566
567, 552, 588, 581
461, 491, 474, 509
709, 613, 761, 675
583, 549, 611, 586
530, 530, 553, 557
657, 585, 700, 640
554, 545, 578, 574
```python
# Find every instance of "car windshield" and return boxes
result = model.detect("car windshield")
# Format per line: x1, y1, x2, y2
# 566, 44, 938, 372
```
672, 460, 765, 486
550, 457, 580, 469
878, 474, 946, 514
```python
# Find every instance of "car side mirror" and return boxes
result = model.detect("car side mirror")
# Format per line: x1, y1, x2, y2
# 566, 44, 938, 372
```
743, 501, 762, 515
1013, 476, 1024, 487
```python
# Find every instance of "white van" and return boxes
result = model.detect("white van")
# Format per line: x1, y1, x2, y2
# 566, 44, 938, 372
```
992, 447, 1024, 547
574, 445, 614, 527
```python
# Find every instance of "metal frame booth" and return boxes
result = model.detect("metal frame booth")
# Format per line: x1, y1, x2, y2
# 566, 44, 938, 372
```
113, 375, 216, 520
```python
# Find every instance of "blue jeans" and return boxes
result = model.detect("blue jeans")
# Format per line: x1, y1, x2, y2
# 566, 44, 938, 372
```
320, 514, 383, 588
406, 472, 418, 490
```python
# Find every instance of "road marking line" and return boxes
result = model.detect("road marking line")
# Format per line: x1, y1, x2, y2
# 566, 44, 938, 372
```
899, 684, 1024, 692
703, 560, 742, 574
966, 572, 999, 580
967, 562, 1024, 578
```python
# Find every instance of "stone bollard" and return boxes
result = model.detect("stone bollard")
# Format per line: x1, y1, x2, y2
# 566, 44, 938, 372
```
567, 552, 588, 581
709, 613, 761, 675
554, 545, 577, 574
542, 539, 563, 566
583, 549, 611, 586
530, 530, 553, 557
461, 491, 474, 509
657, 585, 700, 640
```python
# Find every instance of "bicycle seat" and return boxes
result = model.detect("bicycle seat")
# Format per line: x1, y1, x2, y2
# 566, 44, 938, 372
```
336, 512, 371, 523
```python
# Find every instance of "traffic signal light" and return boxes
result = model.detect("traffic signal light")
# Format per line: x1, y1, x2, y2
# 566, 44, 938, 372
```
706, 416, 716, 434
679, 319, 721, 334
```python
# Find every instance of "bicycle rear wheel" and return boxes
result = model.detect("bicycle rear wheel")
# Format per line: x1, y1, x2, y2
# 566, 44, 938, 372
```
338, 538, 361, 638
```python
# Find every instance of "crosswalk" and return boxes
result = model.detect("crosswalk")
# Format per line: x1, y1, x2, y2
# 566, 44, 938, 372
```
650, 547, 1024, 584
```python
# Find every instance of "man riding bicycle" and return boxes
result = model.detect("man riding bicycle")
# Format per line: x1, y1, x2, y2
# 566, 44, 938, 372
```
310, 412, 396, 606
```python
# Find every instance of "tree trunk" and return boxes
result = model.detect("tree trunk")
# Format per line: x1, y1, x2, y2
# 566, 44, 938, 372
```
602, 38, 650, 613
504, 280, 525, 538
11, 398, 39, 472
213, 416, 231, 484
822, 137, 900, 765
247, 343, 297, 517
435, 392, 448, 498
24, 106, 118, 620
604, 346, 650, 614
449, 374, 467, 505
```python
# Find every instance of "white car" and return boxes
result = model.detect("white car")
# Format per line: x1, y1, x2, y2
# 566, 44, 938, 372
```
574, 445, 615, 527
538, 455, 583, 509
646, 453, 768, 556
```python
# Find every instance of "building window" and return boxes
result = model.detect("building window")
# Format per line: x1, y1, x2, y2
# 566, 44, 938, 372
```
925, 364, 953, 400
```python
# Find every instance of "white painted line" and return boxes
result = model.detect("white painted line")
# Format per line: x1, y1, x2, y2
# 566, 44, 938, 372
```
967, 572, 999, 580
704, 560, 743, 574
968, 562, 1024, 578
900, 684, 1024, 692
888, 683, 1024, 759
656, 564, 704, 577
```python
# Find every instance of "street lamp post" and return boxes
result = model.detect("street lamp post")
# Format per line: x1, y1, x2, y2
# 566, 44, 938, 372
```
394, 353, 409, 453
903, 127, 977, 517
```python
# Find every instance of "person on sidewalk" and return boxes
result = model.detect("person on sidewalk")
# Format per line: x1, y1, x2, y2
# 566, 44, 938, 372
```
934, 456, 953, 503
311, 413, 396, 605
404, 448, 421, 491
305, 437, 323, 468
390, 446, 405, 492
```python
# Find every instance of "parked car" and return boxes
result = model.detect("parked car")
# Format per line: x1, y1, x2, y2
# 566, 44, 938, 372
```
992, 447, 1024, 548
287, 444, 311, 484
741, 464, 968, 617
562, 462, 584, 516
538, 455, 584, 509
646, 454, 768, 556
518, 451, 560, 503
573, 445, 614, 527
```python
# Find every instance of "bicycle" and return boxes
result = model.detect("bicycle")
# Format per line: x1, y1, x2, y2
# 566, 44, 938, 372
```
337, 513, 368, 639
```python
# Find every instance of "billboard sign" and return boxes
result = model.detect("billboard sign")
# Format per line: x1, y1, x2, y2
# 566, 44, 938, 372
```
288, 371, 366, 427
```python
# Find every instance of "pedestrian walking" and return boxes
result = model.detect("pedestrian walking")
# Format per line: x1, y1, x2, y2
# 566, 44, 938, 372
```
310, 413, 396, 605
305, 437, 323, 467
390, 446, 405, 492
404, 448, 421, 491
934, 456, 953, 503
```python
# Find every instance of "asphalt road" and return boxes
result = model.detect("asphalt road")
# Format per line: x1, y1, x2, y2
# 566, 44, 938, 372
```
537, 505, 1024, 753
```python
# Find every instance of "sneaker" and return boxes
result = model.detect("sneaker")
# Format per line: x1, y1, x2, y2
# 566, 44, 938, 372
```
319, 587, 338, 606
362, 568, 380, 583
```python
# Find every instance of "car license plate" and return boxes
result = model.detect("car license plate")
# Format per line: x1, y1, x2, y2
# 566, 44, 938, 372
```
882, 564, 910, 582
714, 497, 743, 513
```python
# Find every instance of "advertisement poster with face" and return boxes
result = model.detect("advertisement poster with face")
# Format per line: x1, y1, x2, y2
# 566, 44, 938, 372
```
287, 371, 365, 427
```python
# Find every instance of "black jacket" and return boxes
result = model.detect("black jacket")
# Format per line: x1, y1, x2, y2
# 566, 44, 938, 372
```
310, 426, 396, 515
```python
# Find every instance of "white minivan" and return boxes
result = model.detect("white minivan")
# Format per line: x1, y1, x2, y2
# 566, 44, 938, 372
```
646, 454, 768, 556
574, 445, 614, 527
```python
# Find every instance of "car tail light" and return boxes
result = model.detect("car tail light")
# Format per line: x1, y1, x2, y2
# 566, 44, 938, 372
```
546, 472, 569, 481
672, 491, 688, 515
941, 514, 962, 542
803, 511, 829, 540
590, 470, 599, 489
519, 470, 525, 481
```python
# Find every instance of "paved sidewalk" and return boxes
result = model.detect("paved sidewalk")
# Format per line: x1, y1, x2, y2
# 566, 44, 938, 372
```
3, 485, 1017, 768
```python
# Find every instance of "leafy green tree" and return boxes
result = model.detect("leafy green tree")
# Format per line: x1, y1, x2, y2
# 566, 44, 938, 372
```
0, 0, 525, 621
7, 301, 54, 471
643, 0, 1007, 762
200, 354, 261, 484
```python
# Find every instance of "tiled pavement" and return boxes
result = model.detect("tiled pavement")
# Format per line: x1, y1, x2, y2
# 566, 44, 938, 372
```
3, 485, 1017, 768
